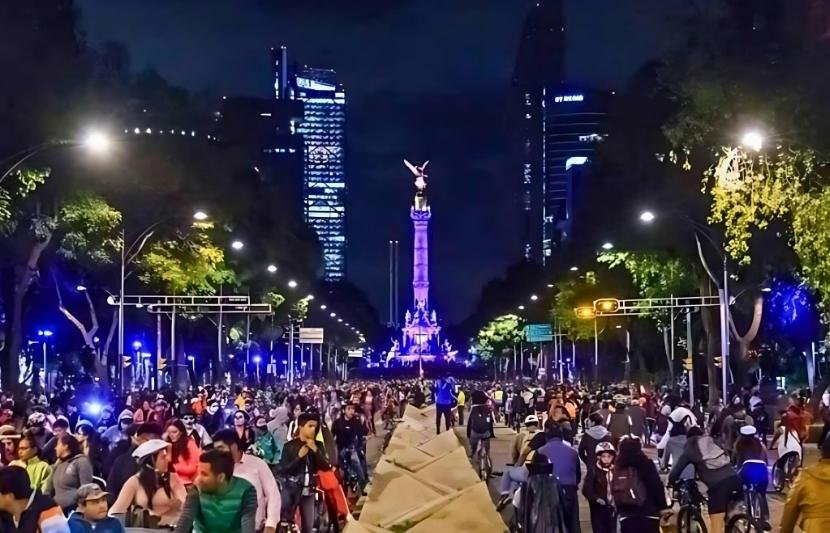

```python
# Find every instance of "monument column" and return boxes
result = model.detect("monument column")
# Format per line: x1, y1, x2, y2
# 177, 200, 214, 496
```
411, 206, 431, 308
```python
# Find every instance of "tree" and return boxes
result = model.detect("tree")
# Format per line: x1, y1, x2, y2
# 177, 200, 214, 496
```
51, 193, 122, 381
474, 314, 524, 378
138, 223, 235, 295
550, 273, 602, 342
598, 251, 698, 383
0, 168, 51, 389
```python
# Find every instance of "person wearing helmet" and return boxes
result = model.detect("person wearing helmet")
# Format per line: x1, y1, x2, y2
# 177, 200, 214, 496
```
511, 415, 541, 466
582, 442, 617, 533
733, 425, 770, 529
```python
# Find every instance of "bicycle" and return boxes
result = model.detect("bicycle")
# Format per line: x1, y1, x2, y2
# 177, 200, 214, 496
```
771, 451, 800, 492
726, 484, 765, 532
339, 449, 365, 503
474, 438, 492, 481
673, 479, 708, 533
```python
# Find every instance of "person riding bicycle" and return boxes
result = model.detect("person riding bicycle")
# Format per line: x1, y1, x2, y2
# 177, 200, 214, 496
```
466, 390, 494, 460
733, 425, 771, 530
275, 413, 332, 533
770, 411, 803, 475
511, 415, 541, 466
668, 426, 742, 533
331, 403, 368, 493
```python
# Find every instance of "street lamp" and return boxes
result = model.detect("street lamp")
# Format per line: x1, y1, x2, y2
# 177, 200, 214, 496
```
639, 209, 731, 403
1, 130, 115, 185
76, 285, 87, 292
267, 264, 278, 273
741, 130, 764, 152
330, 312, 336, 318
569, 266, 579, 272
231, 240, 245, 251
518, 305, 525, 311
639, 210, 656, 224
193, 210, 209, 221
287, 280, 298, 289
530, 294, 539, 301
320, 304, 327, 310
38, 330, 54, 392
82, 130, 112, 154
601, 242, 614, 250
305, 294, 314, 300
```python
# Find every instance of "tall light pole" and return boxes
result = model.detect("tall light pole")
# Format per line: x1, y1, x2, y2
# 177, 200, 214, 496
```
118, 210, 209, 389
0, 130, 112, 185
640, 209, 731, 404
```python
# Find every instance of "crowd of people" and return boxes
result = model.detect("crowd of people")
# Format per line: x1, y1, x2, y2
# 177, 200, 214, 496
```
0, 377, 829, 532
0, 381, 392, 533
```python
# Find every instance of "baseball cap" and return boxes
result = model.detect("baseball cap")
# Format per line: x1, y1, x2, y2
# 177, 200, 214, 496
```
740, 425, 757, 436
524, 414, 539, 425
132, 438, 170, 460
76, 483, 108, 503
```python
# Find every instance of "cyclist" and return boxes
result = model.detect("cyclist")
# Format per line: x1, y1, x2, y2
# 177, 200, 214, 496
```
770, 411, 803, 474
733, 425, 771, 530
668, 426, 742, 533
275, 412, 332, 533
614, 436, 669, 533
511, 415, 541, 466
466, 390, 494, 461
331, 403, 368, 493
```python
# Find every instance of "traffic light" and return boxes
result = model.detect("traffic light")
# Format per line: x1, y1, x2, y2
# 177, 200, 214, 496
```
595, 298, 620, 314
713, 356, 722, 368
158, 357, 167, 371
683, 358, 693, 371
574, 306, 596, 320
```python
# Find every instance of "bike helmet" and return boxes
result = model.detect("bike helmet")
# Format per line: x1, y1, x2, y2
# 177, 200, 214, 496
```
27, 412, 46, 426
595, 442, 616, 455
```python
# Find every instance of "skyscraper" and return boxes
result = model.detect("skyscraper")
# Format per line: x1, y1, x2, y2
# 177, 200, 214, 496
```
512, 0, 565, 263
272, 47, 347, 281
513, 1, 609, 264
541, 87, 609, 258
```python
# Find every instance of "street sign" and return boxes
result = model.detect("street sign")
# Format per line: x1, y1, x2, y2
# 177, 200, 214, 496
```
348, 350, 364, 358
524, 324, 553, 342
299, 327, 324, 344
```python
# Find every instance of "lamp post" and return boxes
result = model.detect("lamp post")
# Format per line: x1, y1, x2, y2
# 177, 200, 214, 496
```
37, 330, 54, 392
640, 210, 731, 404
117, 210, 209, 390
0, 131, 112, 185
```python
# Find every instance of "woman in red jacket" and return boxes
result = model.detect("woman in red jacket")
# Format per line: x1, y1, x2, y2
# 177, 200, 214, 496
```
164, 419, 200, 486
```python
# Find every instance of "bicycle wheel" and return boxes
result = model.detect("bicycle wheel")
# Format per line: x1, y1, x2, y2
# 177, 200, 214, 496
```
748, 491, 764, 523
771, 462, 785, 492
727, 512, 760, 533
676, 506, 708, 533
785, 455, 800, 485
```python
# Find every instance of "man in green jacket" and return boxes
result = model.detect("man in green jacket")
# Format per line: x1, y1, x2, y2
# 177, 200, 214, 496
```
10, 431, 51, 490
174, 449, 257, 533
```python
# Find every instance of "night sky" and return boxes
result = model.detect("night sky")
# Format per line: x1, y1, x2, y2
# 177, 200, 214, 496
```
77, 0, 691, 323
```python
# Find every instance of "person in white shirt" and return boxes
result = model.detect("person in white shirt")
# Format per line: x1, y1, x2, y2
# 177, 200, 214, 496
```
213, 429, 280, 533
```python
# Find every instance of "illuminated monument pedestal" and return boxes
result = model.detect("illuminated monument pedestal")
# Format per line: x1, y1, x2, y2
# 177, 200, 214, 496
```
386, 161, 455, 368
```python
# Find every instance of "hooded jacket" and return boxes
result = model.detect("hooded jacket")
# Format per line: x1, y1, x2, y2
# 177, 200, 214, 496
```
578, 425, 611, 469
781, 459, 830, 533
68, 512, 125, 533
48, 454, 94, 510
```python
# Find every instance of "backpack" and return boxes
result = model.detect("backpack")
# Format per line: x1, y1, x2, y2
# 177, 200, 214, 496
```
697, 436, 731, 470
611, 466, 647, 506
469, 406, 492, 434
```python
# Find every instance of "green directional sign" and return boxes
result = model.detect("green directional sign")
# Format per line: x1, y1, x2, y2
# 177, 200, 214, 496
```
524, 323, 553, 342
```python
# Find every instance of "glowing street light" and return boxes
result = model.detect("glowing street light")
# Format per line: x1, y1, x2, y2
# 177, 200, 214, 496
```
518, 305, 525, 310
76, 284, 87, 292
639, 210, 656, 224
305, 294, 314, 300
231, 240, 244, 251
569, 266, 579, 272
330, 312, 337, 318
193, 210, 209, 221
601, 242, 614, 250
337, 318, 343, 323
741, 130, 764, 152
320, 304, 327, 310
530, 294, 539, 301
547, 283, 554, 288
82, 130, 112, 154
266, 264, 278, 273
287, 280, 298, 289
132, 340, 142, 350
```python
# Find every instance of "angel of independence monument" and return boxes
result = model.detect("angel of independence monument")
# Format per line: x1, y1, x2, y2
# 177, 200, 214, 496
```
386, 160, 455, 370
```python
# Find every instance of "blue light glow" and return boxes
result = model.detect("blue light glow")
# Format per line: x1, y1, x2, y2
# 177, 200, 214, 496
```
765, 279, 821, 345
132, 340, 143, 350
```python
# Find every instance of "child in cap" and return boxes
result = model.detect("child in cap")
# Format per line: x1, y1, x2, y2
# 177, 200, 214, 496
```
68, 483, 124, 533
